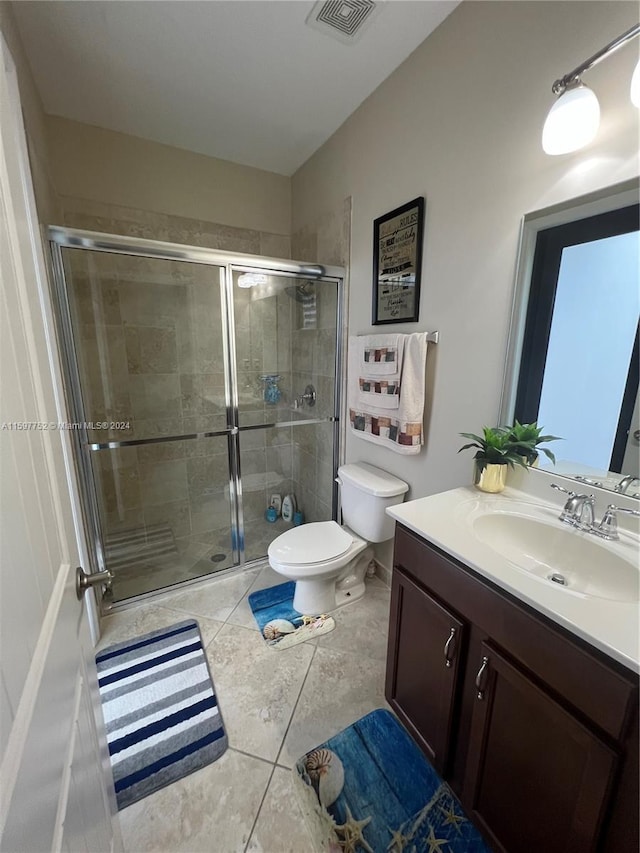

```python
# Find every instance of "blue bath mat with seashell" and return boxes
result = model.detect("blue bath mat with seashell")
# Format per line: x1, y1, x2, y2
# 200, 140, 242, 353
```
294, 709, 492, 852
248, 581, 336, 650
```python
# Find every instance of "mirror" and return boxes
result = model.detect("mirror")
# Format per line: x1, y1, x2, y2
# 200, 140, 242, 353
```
500, 178, 640, 498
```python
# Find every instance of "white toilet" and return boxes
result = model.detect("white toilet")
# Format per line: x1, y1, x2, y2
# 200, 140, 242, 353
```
267, 462, 409, 614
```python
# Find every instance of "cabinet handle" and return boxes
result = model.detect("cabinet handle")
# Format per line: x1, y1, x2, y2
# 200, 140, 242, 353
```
443, 627, 457, 668
475, 655, 490, 700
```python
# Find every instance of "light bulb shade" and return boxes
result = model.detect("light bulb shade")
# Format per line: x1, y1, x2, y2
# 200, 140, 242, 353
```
631, 58, 640, 108
542, 83, 601, 155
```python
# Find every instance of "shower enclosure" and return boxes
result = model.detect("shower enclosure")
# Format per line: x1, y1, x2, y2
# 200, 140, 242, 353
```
48, 227, 343, 606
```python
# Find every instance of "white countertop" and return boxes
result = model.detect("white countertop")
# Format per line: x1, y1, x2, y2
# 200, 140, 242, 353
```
387, 484, 640, 674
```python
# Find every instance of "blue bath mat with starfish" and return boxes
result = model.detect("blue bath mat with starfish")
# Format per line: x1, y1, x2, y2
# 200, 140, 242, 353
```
248, 581, 335, 650
294, 708, 492, 852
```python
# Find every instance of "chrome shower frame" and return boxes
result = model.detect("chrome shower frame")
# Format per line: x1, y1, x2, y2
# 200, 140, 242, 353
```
47, 226, 345, 611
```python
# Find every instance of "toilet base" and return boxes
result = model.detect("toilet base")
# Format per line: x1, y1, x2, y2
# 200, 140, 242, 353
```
291, 546, 373, 614
292, 578, 338, 615
335, 579, 365, 608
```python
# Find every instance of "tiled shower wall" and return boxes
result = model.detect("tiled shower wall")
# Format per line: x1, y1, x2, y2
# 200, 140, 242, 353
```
61, 197, 339, 571
292, 197, 351, 521
60, 195, 291, 258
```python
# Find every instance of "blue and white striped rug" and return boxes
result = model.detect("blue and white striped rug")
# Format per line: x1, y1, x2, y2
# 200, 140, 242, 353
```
96, 619, 227, 810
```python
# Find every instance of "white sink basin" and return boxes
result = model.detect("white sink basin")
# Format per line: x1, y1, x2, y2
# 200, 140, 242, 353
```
388, 485, 640, 671
471, 509, 639, 602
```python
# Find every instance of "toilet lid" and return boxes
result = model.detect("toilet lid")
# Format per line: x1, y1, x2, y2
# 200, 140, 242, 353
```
268, 521, 352, 565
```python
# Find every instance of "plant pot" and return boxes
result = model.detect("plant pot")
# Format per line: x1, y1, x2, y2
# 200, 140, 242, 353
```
473, 461, 508, 493
520, 455, 539, 468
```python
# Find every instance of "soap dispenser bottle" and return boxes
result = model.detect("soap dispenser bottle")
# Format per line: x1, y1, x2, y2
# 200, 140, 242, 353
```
281, 494, 296, 523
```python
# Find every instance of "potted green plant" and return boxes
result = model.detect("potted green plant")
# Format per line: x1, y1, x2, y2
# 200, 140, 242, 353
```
505, 420, 561, 466
458, 426, 527, 493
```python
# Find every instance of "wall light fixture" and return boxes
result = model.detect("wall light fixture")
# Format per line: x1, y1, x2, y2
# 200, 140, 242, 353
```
542, 23, 640, 156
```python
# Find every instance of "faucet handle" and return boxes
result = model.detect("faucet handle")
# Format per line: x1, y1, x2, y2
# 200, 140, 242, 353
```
550, 483, 576, 497
613, 505, 640, 516
573, 474, 603, 487
550, 483, 577, 523
593, 504, 640, 540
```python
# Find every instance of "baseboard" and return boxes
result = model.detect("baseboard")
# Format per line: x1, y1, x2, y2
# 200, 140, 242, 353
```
373, 559, 391, 588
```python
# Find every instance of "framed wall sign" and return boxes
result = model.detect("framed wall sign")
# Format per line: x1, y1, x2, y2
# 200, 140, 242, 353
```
372, 196, 425, 325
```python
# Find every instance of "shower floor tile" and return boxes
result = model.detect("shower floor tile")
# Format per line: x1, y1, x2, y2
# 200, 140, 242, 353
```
108, 516, 295, 601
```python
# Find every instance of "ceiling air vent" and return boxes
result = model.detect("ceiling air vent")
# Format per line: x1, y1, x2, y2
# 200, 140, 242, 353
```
306, 0, 382, 44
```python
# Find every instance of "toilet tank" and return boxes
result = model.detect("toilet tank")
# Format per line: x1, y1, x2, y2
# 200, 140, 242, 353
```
337, 462, 409, 543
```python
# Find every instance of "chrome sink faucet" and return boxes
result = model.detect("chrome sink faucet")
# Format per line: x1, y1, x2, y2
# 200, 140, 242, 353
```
550, 483, 595, 529
550, 483, 640, 539
614, 475, 640, 495
592, 504, 640, 540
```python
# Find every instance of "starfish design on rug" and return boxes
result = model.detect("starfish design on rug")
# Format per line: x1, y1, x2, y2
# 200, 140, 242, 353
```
301, 614, 330, 625
439, 801, 465, 833
334, 805, 374, 853
387, 826, 412, 851
423, 826, 450, 853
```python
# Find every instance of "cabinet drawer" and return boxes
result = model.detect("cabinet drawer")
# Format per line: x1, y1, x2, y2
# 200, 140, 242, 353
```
394, 525, 637, 742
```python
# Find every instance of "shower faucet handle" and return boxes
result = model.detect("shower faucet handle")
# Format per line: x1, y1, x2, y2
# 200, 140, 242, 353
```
294, 384, 316, 408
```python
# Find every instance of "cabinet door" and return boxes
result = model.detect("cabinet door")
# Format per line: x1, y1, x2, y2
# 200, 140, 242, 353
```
463, 642, 619, 853
385, 567, 465, 773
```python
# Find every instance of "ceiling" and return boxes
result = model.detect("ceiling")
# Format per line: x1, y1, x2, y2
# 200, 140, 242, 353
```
12, 0, 459, 176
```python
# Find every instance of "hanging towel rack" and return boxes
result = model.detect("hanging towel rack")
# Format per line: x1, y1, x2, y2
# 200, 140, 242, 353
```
425, 331, 439, 343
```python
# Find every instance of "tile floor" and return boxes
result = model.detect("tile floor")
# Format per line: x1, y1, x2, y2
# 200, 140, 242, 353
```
110, 517, 293, 602
98, 563, 392, 852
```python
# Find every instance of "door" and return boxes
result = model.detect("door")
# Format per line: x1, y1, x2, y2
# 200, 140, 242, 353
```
48, 250, 343, 604
385, 567, 465, 773
0, 36, 120, 851
462, 642, 618, 853
230, 266, 341, 560
53, 245, 236, 603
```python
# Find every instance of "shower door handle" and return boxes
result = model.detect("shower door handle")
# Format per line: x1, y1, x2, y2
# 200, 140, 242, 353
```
75, 566, 113, 600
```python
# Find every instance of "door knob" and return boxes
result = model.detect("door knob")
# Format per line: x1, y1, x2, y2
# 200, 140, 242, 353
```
75, 566, 113, 600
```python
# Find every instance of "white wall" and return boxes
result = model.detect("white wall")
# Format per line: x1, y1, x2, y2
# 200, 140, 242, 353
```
292, 1, 640, 511
0, 1, 60, 222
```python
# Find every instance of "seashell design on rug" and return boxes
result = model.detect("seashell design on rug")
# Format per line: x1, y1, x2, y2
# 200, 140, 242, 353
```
304, 748, 345, 807
262, 618, 297, 641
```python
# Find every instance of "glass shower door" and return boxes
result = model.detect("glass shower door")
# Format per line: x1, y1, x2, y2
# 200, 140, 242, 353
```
58, 248, 238, 602
231, 268, 341, 562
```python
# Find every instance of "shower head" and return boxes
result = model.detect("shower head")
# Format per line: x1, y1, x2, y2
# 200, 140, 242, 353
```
285, 282, 316, 302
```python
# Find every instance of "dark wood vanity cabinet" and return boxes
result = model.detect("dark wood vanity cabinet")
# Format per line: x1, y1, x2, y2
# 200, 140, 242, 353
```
384, 568, 464, 773
385, 524, 639, 853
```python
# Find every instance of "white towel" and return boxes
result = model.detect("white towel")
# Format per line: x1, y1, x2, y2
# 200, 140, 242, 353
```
348, 332, 428, 455
358, 334, 404, 375
358, 376, 400, 409
357, 333, 404, 409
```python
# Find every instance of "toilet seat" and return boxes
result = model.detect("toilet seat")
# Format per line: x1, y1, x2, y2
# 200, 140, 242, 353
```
268, 520, 352, 567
